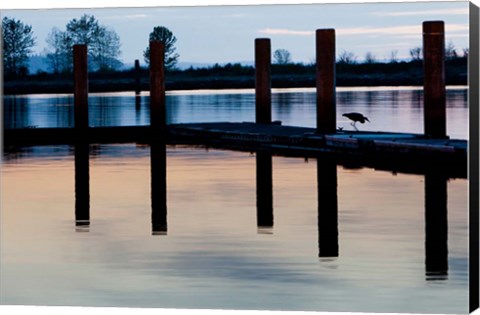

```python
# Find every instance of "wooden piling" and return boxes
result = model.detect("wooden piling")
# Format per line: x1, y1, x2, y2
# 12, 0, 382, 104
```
255, 38, 271, 124
135, 59, 141, 95
316, 29, 336, 134
149, 41, 166, 130
73, 45, 88, 129
423, 21, 446, 138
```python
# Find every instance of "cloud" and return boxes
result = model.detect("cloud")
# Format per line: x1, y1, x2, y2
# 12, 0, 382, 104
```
337, 25, 418, 36
337, 24, 468, 37
258, 28, 313, 36
372, 8, 469, 17
258, 24, 468, 39
103, 14, 150, 20
125, 14, 149, 19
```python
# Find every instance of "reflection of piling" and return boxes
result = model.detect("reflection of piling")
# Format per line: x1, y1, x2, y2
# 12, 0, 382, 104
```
135, 95, 141, 110
135, 59, 141, 95
149, 41, 166, 130
316, 29, 336, 134
75, 143, 90, 230
255, 38, 271, 124
423, 21, 446, 138
73, 44, 88, 129
317, 157, 338, 257
425, 173, 448, 280
151, 142, 167, 234
256, 151, 273, 229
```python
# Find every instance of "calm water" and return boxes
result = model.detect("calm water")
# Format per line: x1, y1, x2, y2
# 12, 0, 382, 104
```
1, 87, 469, 313
3, 86, 469, 139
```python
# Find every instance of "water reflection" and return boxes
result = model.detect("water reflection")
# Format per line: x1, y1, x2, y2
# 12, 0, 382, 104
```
366, 91, 374, 106
391, 90, 399, 105
411, 89, 423, 108
3, 143, 467, 312
151, 142, 168, 235
317, 157, 339, 258
69, 145, 452, 272
256, 151, 274, 232
135, 95, 142, 126
273, 92, 294, 118
425, 173, 448, 280
4, 96, 31, 128
74, 142, 90, 231
72, 141, 168, 234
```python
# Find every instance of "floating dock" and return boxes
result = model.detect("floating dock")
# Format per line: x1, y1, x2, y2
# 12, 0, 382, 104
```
3, 122, 468, 179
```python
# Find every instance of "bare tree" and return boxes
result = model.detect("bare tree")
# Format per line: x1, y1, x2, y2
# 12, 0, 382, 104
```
45, 27, 73, 73
91, 26, 122, 71
389, 50, 399, 63
45, 14, 122, 72
409, 47, 422, 61
364, 52, 376, 64
273, 49, 292, 64
337, 50, 357, 65
2, 17, 36, 76
462, 48, 469, 58
445, 40, 458, 60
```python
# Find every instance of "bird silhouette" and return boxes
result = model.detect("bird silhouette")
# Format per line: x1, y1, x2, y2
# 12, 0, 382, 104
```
342, 112, 370, 131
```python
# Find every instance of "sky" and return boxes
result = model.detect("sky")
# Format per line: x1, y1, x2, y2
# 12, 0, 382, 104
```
0, 0, 471, 67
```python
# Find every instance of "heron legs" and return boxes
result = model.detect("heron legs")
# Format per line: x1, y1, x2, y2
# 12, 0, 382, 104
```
350, 121, 359, 131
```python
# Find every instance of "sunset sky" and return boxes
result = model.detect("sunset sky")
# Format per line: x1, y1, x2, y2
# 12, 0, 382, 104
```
1, 0, 470, 66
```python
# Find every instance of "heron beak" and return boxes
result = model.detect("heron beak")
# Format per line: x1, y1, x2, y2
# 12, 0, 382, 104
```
365, 117, 370, 123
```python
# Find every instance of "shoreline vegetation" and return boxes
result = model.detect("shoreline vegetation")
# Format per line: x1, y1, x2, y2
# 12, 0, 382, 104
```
3, 58, 467, 95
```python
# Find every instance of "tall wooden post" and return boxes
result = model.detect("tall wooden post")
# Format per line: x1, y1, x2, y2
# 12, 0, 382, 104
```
135, 59, 141, 95
149, 41, 166, 130
423, 21, 446, 138
255, 38, 271, 124
316, 29, 336, 134
74, 44, 88, 129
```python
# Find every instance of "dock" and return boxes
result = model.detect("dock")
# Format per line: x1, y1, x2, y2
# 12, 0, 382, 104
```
171, 122, 467, 178
3, 122, 468, 179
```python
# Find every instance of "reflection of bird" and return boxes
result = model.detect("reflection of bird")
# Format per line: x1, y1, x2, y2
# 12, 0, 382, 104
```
342, 112, 370, 131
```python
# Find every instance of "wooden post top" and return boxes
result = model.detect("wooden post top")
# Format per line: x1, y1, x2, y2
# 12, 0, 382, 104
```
316, 29, 336, 33
423, 21, 445, 34
73, 44, 87, 50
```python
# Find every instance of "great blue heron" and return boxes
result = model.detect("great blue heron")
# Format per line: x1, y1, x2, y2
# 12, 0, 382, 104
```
342, 112, 370, 131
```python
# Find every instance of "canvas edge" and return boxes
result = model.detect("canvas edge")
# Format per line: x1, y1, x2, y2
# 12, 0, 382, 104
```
469, 1, 480, 314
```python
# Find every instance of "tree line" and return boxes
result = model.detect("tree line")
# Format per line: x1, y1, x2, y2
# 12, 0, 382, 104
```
2, 15, 179, 78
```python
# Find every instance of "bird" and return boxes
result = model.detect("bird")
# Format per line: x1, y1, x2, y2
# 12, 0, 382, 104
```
342, 112, 370, 131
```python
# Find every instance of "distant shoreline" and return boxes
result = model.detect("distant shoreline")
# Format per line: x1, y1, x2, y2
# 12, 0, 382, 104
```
3, 59, 467, 95
3, 74, 467, 95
